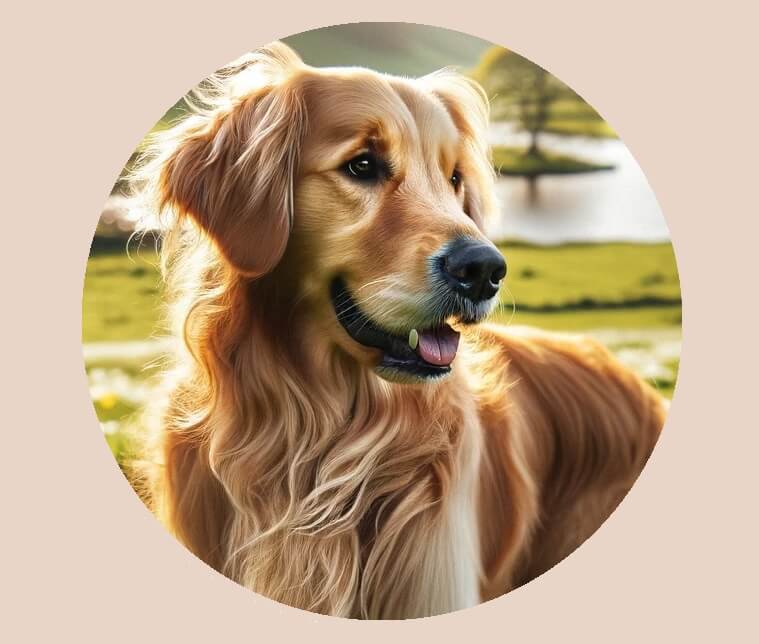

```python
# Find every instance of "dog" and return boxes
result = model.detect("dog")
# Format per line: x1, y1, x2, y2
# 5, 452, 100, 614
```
133, 42, 665, 619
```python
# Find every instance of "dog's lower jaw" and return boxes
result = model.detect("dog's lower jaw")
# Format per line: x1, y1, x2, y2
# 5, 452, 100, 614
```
373, 362, 454, 385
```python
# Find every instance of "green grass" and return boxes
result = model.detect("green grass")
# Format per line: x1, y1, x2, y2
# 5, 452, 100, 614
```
492, 306, 681, 331
496, 242, 680, 310
83, 249, 163, 342
87, 354, 162, 469
491, 242, 680, 330
492, 146, 615, 177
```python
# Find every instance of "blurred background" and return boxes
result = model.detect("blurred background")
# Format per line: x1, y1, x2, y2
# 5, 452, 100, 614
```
84, 23, 680, 468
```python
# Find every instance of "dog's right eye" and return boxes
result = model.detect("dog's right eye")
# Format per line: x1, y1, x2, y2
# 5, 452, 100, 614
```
343, 153, 384, 182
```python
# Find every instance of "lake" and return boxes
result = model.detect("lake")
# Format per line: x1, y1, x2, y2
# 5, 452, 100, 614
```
486, 124, 669, 245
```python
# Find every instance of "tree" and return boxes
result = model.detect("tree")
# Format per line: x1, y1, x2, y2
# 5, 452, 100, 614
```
472, 47, 615, 203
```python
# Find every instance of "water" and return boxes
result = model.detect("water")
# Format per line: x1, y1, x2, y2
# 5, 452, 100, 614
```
486, 124, 669, 245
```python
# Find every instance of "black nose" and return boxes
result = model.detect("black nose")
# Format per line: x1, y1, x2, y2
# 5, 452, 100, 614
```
440, 239, 507, 302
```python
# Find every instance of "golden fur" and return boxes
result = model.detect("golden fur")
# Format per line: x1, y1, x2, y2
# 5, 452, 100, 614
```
132, 42, 665, 618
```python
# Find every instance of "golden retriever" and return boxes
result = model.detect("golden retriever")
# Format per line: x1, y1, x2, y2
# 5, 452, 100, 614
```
132, 42, 665, 619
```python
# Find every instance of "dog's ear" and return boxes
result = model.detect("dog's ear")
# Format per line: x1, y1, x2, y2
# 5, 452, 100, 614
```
158, 43, 307, 277
420, 72, 496, 230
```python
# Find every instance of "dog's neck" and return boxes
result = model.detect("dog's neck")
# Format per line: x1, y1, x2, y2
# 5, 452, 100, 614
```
199, 275, 483, 616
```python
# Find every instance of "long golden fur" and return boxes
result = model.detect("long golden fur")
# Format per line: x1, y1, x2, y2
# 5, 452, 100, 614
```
132, 42, 665, 618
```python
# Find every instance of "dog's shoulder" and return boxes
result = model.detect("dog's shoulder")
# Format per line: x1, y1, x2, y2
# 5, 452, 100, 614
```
464, 322, 667, 425
465, 322, 617, 381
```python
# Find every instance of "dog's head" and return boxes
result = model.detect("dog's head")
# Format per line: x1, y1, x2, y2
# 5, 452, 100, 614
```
157, 42, 505, 383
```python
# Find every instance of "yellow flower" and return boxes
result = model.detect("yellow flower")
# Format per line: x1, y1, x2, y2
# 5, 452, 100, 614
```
98, 393, 119, 410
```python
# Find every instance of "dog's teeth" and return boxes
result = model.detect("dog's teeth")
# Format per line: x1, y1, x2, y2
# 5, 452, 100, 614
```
408, 328, 419, 350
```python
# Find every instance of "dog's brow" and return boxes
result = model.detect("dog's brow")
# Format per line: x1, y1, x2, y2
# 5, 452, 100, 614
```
336, 138, 374, 162
331, 129, 392, 162
366, 135, 390, 156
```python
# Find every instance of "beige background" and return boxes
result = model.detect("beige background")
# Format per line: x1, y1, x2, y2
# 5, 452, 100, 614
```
3, 1, 757, 641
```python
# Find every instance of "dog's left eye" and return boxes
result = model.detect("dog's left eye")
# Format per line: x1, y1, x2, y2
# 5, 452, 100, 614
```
450, 169, 462, 191
343, 153, 384, 182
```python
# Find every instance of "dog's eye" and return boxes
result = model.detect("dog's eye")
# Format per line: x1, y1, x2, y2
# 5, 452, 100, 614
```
343, 153, 384, 182
451, 169, 462, 191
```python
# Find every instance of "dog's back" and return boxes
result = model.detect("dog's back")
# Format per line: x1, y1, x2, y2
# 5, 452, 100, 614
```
470, 324, 665, 598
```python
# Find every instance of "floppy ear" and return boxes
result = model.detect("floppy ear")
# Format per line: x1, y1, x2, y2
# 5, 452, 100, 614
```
158, 44, 307, 277
420, 72, 496, 230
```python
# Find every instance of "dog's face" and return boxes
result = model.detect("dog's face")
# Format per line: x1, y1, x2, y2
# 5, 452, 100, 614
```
159, 44, 506, 383
292, 69, 506, 382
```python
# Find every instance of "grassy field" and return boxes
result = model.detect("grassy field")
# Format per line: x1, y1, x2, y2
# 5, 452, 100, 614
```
491, 241, 680, 327
83, 241, 681, 465
492, 147, 615, 177
83, 250, 163, 342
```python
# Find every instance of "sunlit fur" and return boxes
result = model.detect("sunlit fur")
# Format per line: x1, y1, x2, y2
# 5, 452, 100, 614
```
130, 42, 666, 619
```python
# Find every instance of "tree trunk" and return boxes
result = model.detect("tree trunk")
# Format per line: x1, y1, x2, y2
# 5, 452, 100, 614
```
526, 175, 539, 205
528, 130, 540, 157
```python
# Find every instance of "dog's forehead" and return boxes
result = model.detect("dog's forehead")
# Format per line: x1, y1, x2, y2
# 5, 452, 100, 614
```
389, 77, 461, 148
300, 68, 460, 155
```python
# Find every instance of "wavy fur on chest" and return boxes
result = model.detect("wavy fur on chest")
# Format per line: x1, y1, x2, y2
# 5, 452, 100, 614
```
139, 230, 665, 618
144, 241, 484, 618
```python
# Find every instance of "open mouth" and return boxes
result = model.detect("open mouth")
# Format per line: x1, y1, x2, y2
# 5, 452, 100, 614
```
330, 277, 460, 380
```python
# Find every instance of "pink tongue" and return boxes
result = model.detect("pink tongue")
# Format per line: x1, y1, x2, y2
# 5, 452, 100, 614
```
417, 325, 461, 366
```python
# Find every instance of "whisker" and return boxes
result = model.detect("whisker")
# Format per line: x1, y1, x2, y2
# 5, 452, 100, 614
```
501, 284, 517, 327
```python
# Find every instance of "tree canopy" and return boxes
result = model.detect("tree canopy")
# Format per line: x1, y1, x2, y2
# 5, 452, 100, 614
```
472, 47, 616, 148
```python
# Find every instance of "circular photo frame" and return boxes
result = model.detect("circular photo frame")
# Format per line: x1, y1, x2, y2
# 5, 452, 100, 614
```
82, 22, 680, 619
